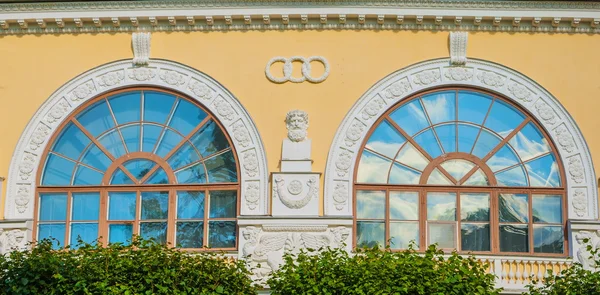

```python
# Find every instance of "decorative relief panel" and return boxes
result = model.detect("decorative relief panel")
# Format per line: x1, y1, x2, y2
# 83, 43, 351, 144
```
45, 99, 70, 125
360, 96, 386, 121
242, 150, 259, 178
412, 69, 441, 86
554, 124, 577, 154
15, 186, 30, 214
96, 70, 125, 88
571, 227, 600, 270
572, 189, 588, 218
0, 229, 28, 255
335, 150, 353, 177
381, 79, 411, 100
159, 69, 187, 86
232, 120, 252, 148
188, 79, 215, 101
18, 153, 36, 181
272, 173, 320, 214
244, 182, 261, 211
344, 119, 366, 147
214, 98, 237, 121
534, 100, 559, 125
66, 81, 96, 102
29, 124, 50, 151
444, 67, 473, 81
507, 81, 534, 103
568, 156, 585, 184
127, 67, 157, 82
476, 70, 505, 88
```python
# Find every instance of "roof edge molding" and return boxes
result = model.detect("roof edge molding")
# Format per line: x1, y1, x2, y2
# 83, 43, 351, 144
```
323, 58, 598, 220
4, 59, 270, 219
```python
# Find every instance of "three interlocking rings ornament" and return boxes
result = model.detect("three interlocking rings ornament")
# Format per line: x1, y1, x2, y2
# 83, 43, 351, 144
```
265, 56, 330, 83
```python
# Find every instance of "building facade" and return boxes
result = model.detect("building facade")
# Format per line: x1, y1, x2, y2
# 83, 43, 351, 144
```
0, 0, 599, 293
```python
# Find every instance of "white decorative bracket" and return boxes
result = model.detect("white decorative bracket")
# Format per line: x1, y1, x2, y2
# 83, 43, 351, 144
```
449, 31, 468, 66
132, 32, 151, 66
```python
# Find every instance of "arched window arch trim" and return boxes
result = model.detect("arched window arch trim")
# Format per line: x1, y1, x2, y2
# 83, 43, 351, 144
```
324, 58, 597, 220
6, 59, 269, 220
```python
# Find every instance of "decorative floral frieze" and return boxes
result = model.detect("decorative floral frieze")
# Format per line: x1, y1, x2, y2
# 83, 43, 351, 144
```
568, 157, 585, 184
0, 229, 27, 255
554, 125, 576, 154
361, 97, 385, 120
444, 67, 473, 81
214, 98, 236, 121
335, 150, 352, 177
18, 153, 36, 181
382, 80, 411, 100
29, 124, 50, 151
344, 120, 365, 147
45, 100, 70, 124
272, 176, 318, 209
242, 151, 259, 177
507, 82, 533, 103
232, 121, 251, 147
534, 100, 558, 125
15, 186, 30, 213
245, 183, 260, 210
188, 80, 214, 100
159, 69, 186, 86
96, 71, 124, 87
332, 183, 348, 211
66, 81, 95, 102
572, 189, 587, 217
412, 69, 441, 86
477, 70, 505, 87
128, 67, 156, 81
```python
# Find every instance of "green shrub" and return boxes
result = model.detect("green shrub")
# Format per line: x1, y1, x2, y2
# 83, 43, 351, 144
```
0, 237, 258, 295
267, 244, 501, 295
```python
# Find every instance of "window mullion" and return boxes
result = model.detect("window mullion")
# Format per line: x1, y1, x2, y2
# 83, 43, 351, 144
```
204, 189, 210, 248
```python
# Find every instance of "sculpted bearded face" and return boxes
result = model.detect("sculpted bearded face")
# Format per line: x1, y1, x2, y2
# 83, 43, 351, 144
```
286, 110, 309, 142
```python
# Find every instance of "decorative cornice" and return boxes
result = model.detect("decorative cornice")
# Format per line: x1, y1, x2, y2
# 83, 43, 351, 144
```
1, 1, 600, 34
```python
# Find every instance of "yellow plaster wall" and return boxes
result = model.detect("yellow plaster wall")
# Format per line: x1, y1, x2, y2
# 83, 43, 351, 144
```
0, 30, 599, 219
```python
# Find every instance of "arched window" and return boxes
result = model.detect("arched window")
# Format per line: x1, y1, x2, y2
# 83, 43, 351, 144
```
355, 87, 566, 256
35, 87, 239, 250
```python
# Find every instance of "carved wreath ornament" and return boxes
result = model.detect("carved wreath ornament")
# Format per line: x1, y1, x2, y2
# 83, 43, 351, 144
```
273, 176, 318, 209
265, 56, 330, 83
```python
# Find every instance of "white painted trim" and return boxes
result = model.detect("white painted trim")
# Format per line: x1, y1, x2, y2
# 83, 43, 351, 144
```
323, 58, 598, 220
4, 59, 269, 219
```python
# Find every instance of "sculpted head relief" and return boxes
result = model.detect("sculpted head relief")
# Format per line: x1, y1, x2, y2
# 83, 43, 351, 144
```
286, 110, 309, 142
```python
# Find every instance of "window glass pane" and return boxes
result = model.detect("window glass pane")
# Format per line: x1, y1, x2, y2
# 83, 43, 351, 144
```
141, 191, 169, 220
389, 162, 421, 185
441, 159, 475, 181
72, 192, 100, 221
177, 191, 205, 219
108, 192, 136, 220
52, 122, 91, 160
205, 151, 238, 183
395, 143, 429, 171
98, 129, 126, 158
434, 124, 456, 153
42, 155, 76, 186
142, 124, 163, 152
365, 120, 406, 159
73, 165, 103, 185
462, 169, 490, 186
80, 144, 111, 171
143, 91, 176, 124
390, 192, 419, 220
357, 150, 391, 184
108, 92, 141, 125
176, 163, 206, 184
140, 222, 167, 245
461, 223, 490, 251
120, 124, 141, 153
110, 168, 134, 185
155, 129, 184, 158
356, 190, 385, 219
472, 129, 501, 159
534, 225, 563, 254
208, 221, 236, 248
389, 99, 430, 136
427, 169, 453, 185
76, 100, 115, 137
525, 154, 561, 187
190, 120, 230, 158
39, 193, 67, 221
38, 224, 65, 249
486, 144, 521, 172
168, 142, 201, 170
177, 222, 204, 248
461, 193, 490, 221
427, 192, 456, 221
144, 168, 169, 184
123, 159, 155, 181
509, 122, 551, 162
390, 222, 419, 250
109, 224, 133, 245
499, 194, 529, 223
429, 223, 456, 248
414, 129, 442, 158
356, 221, 384, 248
457, 91, 492, 125
495, 165, 528, 187
70, 223, 98, 248
422, 91, 455, 124
209, 191, 237, 218
500, 224, 528, 252
533, 195, 562, 223
457, 124, 480, 154
168, 99, 207, 136
484, 100, 525, 138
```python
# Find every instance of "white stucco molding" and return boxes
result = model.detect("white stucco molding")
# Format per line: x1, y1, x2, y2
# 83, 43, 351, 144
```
324, 58, 598, 220
4, 59, 269, 219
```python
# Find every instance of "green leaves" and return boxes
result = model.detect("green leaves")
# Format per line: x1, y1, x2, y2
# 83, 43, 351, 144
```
267, 245, 501, 295
0, 237, 258, 295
